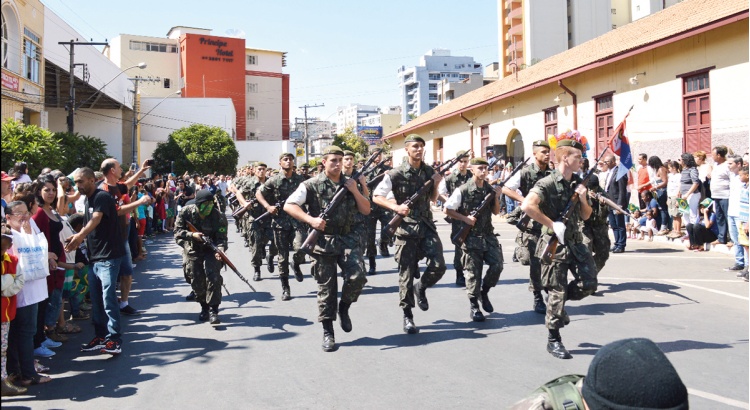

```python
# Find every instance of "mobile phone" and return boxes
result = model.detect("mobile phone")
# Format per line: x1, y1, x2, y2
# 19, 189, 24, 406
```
145, 159, 154, 167
130, 163, 137, 171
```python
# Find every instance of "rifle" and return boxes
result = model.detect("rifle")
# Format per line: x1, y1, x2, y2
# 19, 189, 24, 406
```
589, 191, 631, 217
383, 150, 472, 237
452, 157, 530, 245
185, 221, 256, 292
251, 201, 281, 228
300, 149, 383, 254
540, 148, 610, 265
231, 197, 258, 219
366, 172, 386, 189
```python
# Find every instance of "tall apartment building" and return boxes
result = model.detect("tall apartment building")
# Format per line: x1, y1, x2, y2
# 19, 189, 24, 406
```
105, 26, 289, 141
335, 104, 379, 135
359, 106, 402, 138
397, 49, 482, 125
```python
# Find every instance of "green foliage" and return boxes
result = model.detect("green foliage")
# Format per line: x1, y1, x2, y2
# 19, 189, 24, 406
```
54, 132, 110, 173
1, 119, 62, 176
307, 157, 321, 168
332, 127, 369, 157
155, 124, 238, 176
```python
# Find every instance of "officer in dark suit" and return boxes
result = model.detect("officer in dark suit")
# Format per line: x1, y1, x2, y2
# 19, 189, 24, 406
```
603, 154, 629, 253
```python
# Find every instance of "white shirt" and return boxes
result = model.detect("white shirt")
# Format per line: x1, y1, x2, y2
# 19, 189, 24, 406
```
667, 173, 681, 197
438, 179, 448, 196
373, 174, 393, 198
9, 219, 49, 308
711, 162, 731, 199
443, 188, 463, 210
504, 171, 522, 191
286, 183, 308, 206
727, 173, 742, 217
217, 181, 228, 196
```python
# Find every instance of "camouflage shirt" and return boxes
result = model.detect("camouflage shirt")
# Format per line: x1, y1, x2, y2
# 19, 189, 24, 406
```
445, 169, 473, 196
259, 172, 306, 230
529, 170, 585, 244
303, 173, 358, 234
174, 203, 228, 256
388, 160, 436, 223
456, 179, 496, 236
518, 162, 553, 196
585, 185, 610, 228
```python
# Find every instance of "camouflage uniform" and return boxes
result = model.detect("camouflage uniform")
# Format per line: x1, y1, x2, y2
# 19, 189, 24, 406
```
293, 173, 367, 322
259, 173, 307, 279
444, 169, 473, 280
386, 161, 447, 310
344, 171, 369, 256
453, 180, 503, 300
240, 176, 278, 270
174, 203, 228, 308
582, 185, 611, 273
366, 163, 393, 258
529, 170, 598, 331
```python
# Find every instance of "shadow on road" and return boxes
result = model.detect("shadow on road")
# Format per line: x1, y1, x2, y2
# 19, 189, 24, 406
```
570, 339, 737, 356
594, 281, 698, 303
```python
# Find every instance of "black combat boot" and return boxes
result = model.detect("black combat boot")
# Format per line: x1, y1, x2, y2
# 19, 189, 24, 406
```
414, 281, 429, 311
455, 269, 466, 287
292, 262, 304, 282
533, 291, 546, 314
186, 290, 196, 301
402, 308, 418, 334
280, 277, 291, 301
338, 301, 352, 333
198, 303, 210, 322
209, 306, 220, 325
379, 241, 390, 257
469, 297, 485, 322
267, 252, 275, 273
253, 266, 261, 282
480, 288, 494, 313
322, 319, 337, 352
547, 329, 572, 359
368, 256, 376, 275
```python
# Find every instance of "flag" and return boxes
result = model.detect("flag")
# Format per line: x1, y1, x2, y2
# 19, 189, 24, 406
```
608, 118, 632, 181
627, 203, 639, 214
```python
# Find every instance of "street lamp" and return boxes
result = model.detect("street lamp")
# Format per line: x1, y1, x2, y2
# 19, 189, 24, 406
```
131, 90, 181, 165
75, 62, 147, 113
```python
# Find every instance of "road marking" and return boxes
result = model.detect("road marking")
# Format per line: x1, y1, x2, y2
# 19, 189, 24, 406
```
688, 388, 749, 409
607, 254, 731, 259
601, 278, 742, 283
662, 280, 749, 301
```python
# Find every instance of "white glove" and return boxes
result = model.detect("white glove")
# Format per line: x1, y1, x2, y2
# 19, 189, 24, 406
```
552, 221, 566, 245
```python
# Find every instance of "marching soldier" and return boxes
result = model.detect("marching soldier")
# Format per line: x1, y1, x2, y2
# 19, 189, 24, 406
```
343, 150, 370, 255
373, 134, 446, 334
583, 174, 611, 272
236, 162, 278, 281
501, 140, 553, 314
174, 190, 228, 325
444, 157, 503, 322
365, 152, 393, 275
284, 146, 370, 352
520, 139, 598, 359
256, 153, 307, 301
438, 150, 473, 287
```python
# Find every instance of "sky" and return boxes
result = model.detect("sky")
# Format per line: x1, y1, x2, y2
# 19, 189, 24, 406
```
42, 0, 500, 123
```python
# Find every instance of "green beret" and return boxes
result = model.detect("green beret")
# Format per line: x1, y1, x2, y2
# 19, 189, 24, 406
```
343, 150, 355, 157
457, 150, 467, 157
404, 134, 425, 144
279, 152, 295, 160
533, 140, 550, 149
301, 163, 309, 168
323, 145, 344, 156
470, 158, 489, 166
556, 139, 584, 151
255, 162, 267, 168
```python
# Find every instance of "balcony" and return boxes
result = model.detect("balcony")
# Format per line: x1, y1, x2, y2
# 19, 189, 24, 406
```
408, 88, 418, 96
508, 6, 523, 19
403, 75, 416, 85
504, 16, 522, 27
508, 23, 523, 37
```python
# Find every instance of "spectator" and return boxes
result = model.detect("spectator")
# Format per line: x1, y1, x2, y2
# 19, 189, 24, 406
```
666, 160, 684, 238
603, 154, 629, 253
677, 153, 701, 226
710, 145, 731, 244
2, 224, 28, 396
737, 165, 749, 280
175, 179, 195, 209
627, 209, 643, 239
725, 155, 745, 272
1, 172, 13, 219
5, 201, 53, 385
65, 167, 124, 355
640, 190, 662, 229
65, 213, 90, 321
636, 153, 652, 208
10, 162, 31, 191
694, 150, 712, 199
640, 209, 659, 241
54, 172, 80, 217
686, 199, 718, 251
648, 156, 670, 234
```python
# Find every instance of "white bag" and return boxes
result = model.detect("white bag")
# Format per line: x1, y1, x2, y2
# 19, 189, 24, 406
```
12, 219, 50, 281
59, 215, 77, 265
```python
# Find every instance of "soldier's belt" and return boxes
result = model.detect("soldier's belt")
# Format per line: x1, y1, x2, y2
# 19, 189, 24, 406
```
408, 209, 432, 218
324, 226, 351, 235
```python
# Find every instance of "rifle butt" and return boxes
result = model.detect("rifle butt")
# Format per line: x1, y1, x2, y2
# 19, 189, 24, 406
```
541, 239, 558, 265
452, 227, 469, 246
384, 216, 401, 237
301, 231, 320, 255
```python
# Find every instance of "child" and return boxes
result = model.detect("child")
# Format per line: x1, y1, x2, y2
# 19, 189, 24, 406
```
1, 224, 27, 396
640, 210, 659, 241
666, 161, 683, 238
627, 210, 642, 239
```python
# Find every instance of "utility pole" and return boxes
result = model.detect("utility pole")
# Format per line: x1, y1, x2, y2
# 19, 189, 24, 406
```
59, 39, 108, 133
128, 76, 161, 166
299, 103, 324, 164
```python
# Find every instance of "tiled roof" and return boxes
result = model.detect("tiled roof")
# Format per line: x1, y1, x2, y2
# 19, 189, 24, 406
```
386, 0, 748, 139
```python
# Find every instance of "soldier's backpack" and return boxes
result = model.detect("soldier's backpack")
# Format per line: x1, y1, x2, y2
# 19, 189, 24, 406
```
534, 374, 586, 410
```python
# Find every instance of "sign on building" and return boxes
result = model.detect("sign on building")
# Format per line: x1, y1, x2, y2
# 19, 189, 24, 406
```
357, 126, 383, 145
290, 130, 302, 140
296, 147, 305, 157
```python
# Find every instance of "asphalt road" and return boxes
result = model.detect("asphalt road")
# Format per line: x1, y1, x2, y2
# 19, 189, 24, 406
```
6, 212, 748, 409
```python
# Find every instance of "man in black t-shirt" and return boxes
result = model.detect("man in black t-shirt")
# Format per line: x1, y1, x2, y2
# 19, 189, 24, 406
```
176, 180, 195, 207
65, 167, 124, 355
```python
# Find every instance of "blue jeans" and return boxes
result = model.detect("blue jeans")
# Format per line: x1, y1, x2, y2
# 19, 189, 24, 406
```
90, 258, 122, 343
44, 288, 63, 328
728, 216, 746, 268
656, 188, 671, 230
608, 211, 627, 250
715, 198, 729, 243
7, 303, 39, 379
505, 196, 516, 213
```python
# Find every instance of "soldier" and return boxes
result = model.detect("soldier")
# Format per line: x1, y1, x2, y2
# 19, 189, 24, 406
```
502, 140, 552, 314
444, 157, 503, 322
373, 134, 447, 334
438, 150, 473, 287
583, 174, 611, 272
236, 162, 278, 281
343, 150, 370, 255
174, 190, 228, 325
520, 139, 598, 359
256, 153, 307, 301
284, 146, 370, 352
365, 152, 393, 275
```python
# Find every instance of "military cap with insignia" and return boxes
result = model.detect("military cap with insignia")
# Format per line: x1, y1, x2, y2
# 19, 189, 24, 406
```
343, 150, 355, 157
456, 150, 468, 157
404, 134, 425, 144
279, 152, 295, 160
532, 140, 551, 148
470, 157, 489, 166
322, 145, 345, 156
255, 162, 267, 168
556, 139, 584, 151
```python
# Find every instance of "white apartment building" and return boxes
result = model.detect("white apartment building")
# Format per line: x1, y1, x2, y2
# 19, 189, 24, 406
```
437, 73, 485, 105
397, 49, 482, 125
359, 107, 402, 137
335, 104, 379, 134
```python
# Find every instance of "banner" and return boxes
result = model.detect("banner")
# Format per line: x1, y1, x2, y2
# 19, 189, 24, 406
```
357, 126, 382, 145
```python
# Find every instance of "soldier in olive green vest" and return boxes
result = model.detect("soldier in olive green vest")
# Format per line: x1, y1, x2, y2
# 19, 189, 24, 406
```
520, 139, 598, 360
444, 157, 503, 322
502, 140, 553, 314
256, 153, 307, 301
583, 174, 611, 272
235, 162, 278, 281
373, 134, 447, 334
365, 151, 394, 274
285, 146, 370, 352
438, 150, 473, 287
343, 150, 370, 256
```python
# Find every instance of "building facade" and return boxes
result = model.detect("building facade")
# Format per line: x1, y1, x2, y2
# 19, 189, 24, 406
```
397, 49, 483, 125
335, 103, 379, 134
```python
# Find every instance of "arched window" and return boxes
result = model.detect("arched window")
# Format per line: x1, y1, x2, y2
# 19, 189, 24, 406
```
1, 4, 22, 73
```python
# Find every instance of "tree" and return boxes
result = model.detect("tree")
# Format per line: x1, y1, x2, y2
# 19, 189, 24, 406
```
332, 127, 369, 157
1, 119, 62, 176
163, 124, 239, 176
54, 132, 110, 173
152, 135, 192, 176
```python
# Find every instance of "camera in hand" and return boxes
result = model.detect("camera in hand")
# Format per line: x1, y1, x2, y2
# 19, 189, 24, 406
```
145, 159, 154, 167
